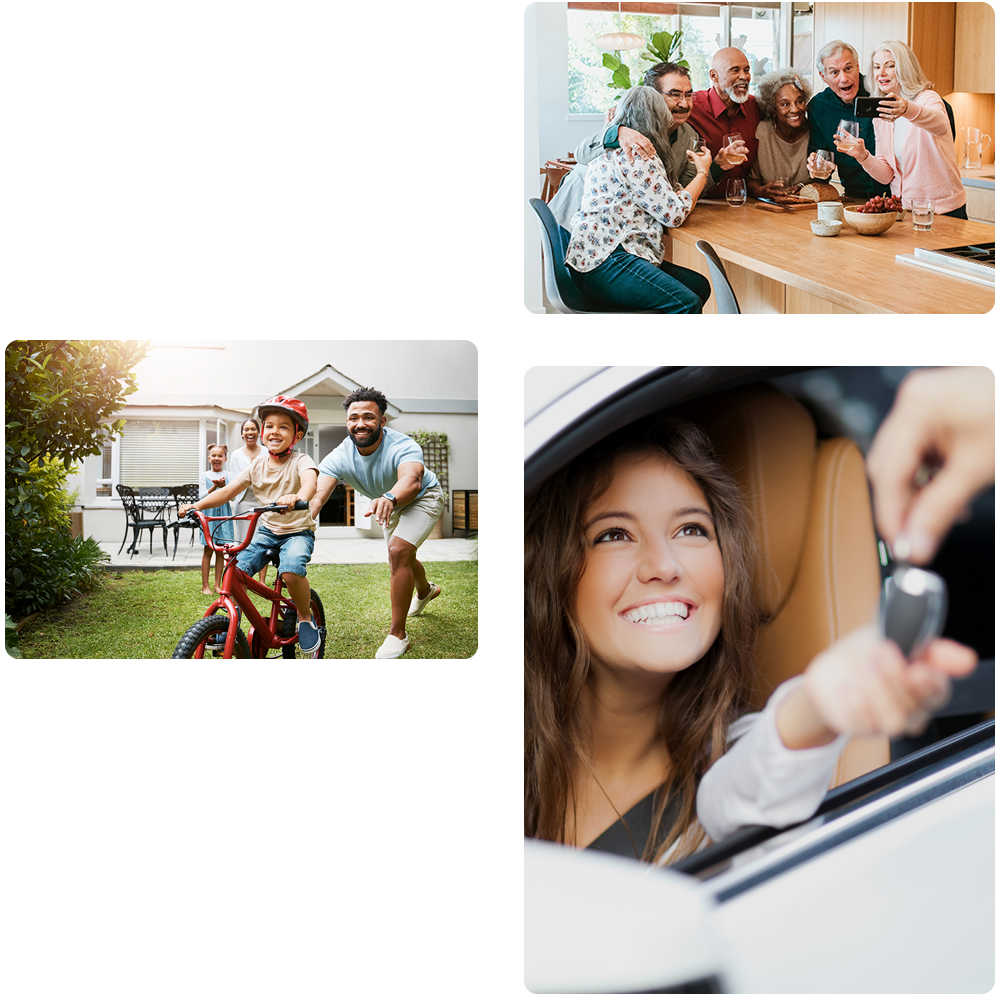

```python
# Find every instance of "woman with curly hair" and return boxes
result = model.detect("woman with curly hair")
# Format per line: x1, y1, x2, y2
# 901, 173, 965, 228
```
834, 40, 966, 217
747, 69, 813, 200
525, 416, 975, 864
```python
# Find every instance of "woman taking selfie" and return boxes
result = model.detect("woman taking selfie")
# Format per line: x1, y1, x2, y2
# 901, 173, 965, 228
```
833, 40, 966, 217
565, 86, 715, 314
524, 418, 975, 863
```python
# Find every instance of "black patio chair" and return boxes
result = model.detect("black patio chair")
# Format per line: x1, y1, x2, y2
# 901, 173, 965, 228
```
116, 484, 170, 557
168, 484, 202, 558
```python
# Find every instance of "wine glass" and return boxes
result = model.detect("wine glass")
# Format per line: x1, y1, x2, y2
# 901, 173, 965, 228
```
726, 178, 747, 207
836, 119, 859, 142
815, 149, 835, 179
722, 133, 747, 164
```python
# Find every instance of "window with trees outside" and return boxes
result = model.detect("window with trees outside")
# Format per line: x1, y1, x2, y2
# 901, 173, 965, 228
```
568, 3, 811, 117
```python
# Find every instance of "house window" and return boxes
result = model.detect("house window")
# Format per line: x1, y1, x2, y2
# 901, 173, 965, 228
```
118, 419, 201, 487
96, 441, 115, 497
568, 2, 797, 115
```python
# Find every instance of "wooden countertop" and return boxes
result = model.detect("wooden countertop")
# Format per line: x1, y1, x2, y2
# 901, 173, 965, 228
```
668, 201, 995, 314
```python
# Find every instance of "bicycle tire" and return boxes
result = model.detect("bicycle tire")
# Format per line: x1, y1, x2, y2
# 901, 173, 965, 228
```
281, 589, 327, 659
171, 614, 251, 659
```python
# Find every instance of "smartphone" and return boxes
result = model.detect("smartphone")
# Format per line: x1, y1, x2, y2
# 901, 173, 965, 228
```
854, 97, 883, 118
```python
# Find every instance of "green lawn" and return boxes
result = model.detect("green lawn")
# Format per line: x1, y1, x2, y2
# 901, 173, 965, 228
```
15, 561, 477, 659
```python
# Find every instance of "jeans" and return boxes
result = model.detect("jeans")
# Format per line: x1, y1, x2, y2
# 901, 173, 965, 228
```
942, 204, 968, 220
236, 525, 314, 578
570, 244, 711, 314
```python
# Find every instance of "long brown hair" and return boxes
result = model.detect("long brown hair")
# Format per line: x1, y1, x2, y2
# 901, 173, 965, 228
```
525, 417, 758, 864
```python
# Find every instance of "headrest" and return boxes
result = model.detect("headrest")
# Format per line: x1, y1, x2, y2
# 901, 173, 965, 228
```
677, 384, 817, 619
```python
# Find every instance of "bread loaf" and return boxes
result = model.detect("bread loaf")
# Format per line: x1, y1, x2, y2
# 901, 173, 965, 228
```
798, 182, 841, 203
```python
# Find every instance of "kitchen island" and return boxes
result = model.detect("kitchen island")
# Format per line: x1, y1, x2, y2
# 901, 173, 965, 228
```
667, 201, 994, 314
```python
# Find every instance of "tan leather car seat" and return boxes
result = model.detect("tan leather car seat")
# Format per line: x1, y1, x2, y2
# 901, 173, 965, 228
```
679, 382, 889, 786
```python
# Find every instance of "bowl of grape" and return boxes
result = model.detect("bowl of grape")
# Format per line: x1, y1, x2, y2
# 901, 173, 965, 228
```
843, 195, 904, 235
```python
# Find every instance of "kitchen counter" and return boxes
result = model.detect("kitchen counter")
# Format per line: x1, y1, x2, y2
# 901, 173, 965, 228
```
667, 201, 995, 314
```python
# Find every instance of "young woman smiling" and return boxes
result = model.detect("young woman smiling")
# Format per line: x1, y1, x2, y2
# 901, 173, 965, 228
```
748, 69, 813, 200
525, 418, 976, 864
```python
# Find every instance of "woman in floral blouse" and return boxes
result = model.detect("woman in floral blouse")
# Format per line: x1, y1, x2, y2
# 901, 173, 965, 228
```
566, 86, 715, 313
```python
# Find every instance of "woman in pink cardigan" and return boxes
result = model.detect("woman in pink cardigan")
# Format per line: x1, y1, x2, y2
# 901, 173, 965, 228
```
833, 40, 966, 218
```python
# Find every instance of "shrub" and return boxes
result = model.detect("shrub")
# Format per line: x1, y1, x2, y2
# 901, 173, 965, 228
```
6, 457, 109, 618
5, 614, 20, 658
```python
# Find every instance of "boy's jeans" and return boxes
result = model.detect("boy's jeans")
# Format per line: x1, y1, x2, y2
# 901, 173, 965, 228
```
236, 526, 314, 578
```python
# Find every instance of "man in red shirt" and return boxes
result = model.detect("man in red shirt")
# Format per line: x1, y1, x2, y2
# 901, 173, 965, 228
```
688, 47, 760, 199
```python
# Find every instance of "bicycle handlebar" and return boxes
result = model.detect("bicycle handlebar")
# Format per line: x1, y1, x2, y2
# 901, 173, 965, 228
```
182, 500, 310, 553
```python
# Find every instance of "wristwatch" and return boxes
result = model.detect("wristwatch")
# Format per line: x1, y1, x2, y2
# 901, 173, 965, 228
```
382, 491, 397, 506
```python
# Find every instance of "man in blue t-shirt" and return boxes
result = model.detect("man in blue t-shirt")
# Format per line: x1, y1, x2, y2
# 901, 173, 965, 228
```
311, 387, 447, 659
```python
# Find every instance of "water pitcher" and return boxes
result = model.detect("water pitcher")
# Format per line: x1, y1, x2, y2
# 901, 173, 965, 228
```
961, 127, 992, 169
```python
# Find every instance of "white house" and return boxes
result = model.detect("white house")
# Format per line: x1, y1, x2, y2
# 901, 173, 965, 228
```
68, 340, 478, 542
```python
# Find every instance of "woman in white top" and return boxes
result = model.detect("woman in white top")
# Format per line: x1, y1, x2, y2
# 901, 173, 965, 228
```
566, 86, 715, 314
524, 417, 975, 863
228, 416, 268, 581
748, 70, 812, 200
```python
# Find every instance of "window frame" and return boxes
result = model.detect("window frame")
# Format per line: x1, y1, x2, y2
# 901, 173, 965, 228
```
565, 1, 798, 119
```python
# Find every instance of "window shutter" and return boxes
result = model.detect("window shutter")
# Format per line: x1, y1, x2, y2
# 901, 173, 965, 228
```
119, 419, 201, 487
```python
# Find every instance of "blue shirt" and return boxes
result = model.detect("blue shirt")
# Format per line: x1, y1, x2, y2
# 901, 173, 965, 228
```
317, 427, 439, 500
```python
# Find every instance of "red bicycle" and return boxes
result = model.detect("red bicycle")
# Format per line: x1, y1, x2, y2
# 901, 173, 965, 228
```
171, 502, 326, 659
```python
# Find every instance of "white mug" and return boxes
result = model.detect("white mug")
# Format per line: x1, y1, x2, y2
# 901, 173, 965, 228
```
817, 201, 844, 222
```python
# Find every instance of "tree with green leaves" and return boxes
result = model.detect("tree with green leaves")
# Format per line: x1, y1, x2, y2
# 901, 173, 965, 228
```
5, 340, 148, 617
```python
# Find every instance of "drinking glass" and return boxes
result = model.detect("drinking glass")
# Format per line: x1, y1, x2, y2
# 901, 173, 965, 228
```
723, 133, 747, 163
911, 199, 935, 231
836, 119, 859, 142
727, 178, 747, 207
815, 149, 835, 178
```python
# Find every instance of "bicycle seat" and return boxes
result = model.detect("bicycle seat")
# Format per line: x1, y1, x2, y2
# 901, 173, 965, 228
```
264, 547, 281, 568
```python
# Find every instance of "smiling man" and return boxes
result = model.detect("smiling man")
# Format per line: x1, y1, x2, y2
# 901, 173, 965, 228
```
311, 387, 446, 659
688, 47, 760, 198
806, 40, 892, 201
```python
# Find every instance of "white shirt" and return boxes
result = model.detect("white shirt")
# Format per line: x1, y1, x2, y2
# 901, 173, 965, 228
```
696, 677, 848, 843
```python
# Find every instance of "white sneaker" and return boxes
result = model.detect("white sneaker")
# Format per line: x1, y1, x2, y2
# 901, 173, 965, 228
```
408, 583, 441, 616
375, 632, 410, 659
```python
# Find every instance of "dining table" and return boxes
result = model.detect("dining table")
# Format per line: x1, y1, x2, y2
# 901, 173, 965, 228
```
666, 200, 995, 314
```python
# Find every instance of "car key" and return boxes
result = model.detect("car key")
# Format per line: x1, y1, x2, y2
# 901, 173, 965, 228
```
880, 564, 948, 660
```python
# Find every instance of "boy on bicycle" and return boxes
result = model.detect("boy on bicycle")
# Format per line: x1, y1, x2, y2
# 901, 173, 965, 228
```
180, 395, 321, 654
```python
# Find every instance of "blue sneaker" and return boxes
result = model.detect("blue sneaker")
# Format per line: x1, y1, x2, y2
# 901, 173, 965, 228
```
297, 619, 321, 654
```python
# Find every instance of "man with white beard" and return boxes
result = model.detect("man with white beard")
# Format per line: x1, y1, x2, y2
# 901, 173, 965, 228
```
689, 47, 759, 199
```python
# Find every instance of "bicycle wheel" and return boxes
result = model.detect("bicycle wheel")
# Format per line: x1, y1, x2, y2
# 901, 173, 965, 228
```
280, 589, 326, 659
171, 614, 251, 659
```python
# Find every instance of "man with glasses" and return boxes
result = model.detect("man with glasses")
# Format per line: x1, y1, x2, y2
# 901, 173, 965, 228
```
548, 62, 743, 234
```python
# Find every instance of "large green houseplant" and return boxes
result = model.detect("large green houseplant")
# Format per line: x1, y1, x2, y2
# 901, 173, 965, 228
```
603, 29, 688, 93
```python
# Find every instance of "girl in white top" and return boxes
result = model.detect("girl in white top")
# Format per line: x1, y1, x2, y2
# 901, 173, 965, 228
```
228, 416, 268, 582
524, 418, 975, 863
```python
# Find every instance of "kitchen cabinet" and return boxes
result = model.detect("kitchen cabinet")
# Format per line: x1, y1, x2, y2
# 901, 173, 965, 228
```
953, 3, 995, 93
813, 3, 955, 94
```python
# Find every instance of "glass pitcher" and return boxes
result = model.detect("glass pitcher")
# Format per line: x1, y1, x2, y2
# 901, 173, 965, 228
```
961, 127, 992, 170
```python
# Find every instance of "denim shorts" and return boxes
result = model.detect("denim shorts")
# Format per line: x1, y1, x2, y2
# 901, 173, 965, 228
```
236, 525, 314, 578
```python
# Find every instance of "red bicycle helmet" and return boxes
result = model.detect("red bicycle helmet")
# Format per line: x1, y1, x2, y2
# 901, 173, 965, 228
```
257, 395, 309, 435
